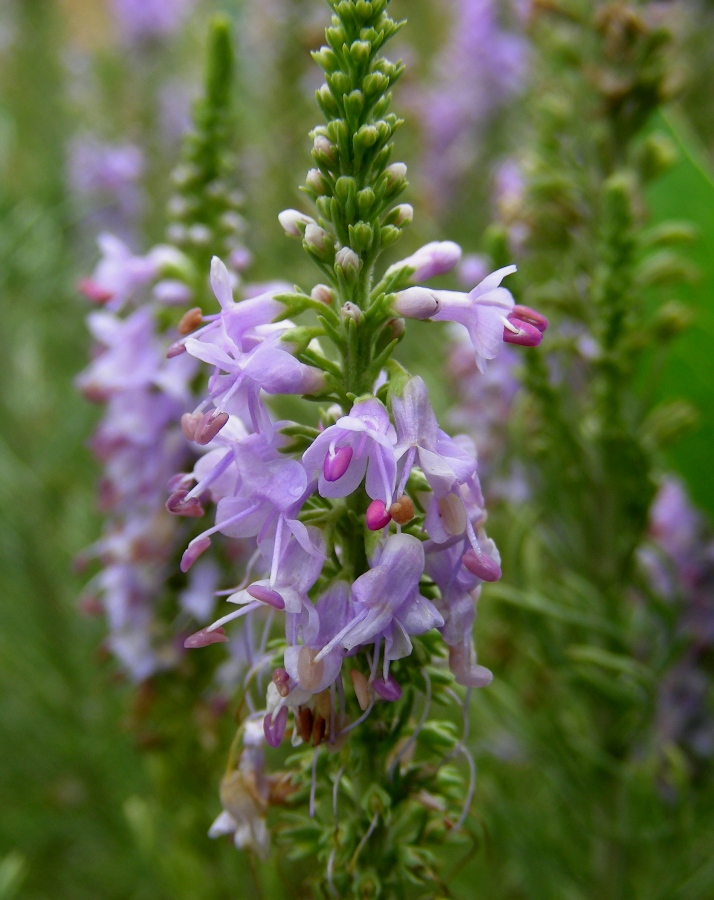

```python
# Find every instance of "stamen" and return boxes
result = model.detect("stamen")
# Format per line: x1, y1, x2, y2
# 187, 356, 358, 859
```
389, 495, 415, 526
366, 499, 391, 531
372, 674, 402, 702
183, 626, 228, 648
350, 669, 371, 710
177, 307, 204, 335
338, 699, 374, 736
194, 410, 229, 445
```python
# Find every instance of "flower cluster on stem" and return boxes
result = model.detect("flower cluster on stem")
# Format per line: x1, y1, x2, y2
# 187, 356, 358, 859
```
169, 1, 546, 887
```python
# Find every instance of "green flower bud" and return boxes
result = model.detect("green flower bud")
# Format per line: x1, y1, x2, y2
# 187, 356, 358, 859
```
357, 187, 376, 215
635, 132, 678, 182
304, 223, 334, 260
311, 45, 339, 72
327, 71, 352, 96
350, 40, 372, 65
348, 221, 374, 252
305, 168, 330, 196
316, 84, 340, 118
335, 176, 357, 204
313, 134, 338, 167
363, 71, 389, 97
651, 300, 694, 338
379, 224, 402, 248
344, 89, 365, 121
354, 124, 379, 150
383, 203, 413, 227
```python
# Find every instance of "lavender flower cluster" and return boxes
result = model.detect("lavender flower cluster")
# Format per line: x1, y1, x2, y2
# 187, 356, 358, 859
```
76, 236, 200, 678
643, 479, 714, 758
77, 0, 548, 859
163, 236, 546, 844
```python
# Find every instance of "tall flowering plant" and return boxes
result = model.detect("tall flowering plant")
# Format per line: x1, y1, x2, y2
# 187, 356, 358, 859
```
156, 0, 546, 891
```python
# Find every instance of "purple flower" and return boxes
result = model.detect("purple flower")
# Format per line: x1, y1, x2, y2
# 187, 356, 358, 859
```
302, 398, 398, 505
425, 542, 479, 645
110, 0, 194, 44
68, 138, 144, 238
208, 719, 271, 858
180, 258, 325, 432
180, 434, 317, 573
284, 582, 355, 694
386, 241, 462, 283
391, 376, 477, 498
314, 534, 443, 668
194, 527, 325, 650
394, 266, 546, 373
414, 0, 528, 213
77, 234, 165, 312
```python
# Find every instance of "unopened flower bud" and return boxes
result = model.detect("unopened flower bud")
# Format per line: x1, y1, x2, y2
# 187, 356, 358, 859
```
340, 302, 362, 324
305, 168, 329, 194
385, 204, 413, 227
313, 134, 338, 167
304, 223, 332, 258
387, 317, 405, 339
393, 287, 439, 320
335, 247, 361, 280
383, 162, 408, 195
279, 208, 314, 238
311, 283, 335, 305
187, 224, 211, 246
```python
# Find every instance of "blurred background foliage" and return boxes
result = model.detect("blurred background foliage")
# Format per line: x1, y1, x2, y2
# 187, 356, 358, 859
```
1, 0, 713, 897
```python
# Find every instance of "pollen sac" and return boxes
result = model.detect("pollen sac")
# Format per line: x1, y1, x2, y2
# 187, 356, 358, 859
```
366, 499, 392, 530
184, 626, 228, 649
247, 584, 286, 610
389, 495, 415, 525
177, 306, 204, 335
462, 548, 502, 582
437, 493, 467, 536
350, 669, 371, 710
297, 646, 325, 692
